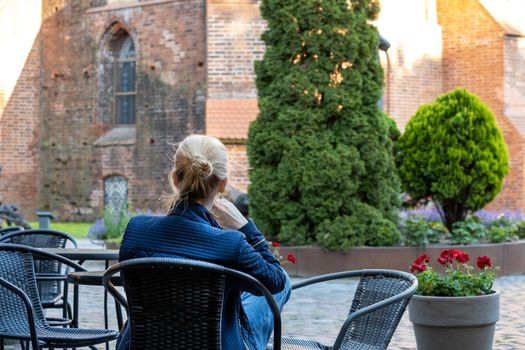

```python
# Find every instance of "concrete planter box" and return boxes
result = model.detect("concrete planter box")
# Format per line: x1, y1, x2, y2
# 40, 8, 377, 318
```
279, 241, 525, 277
408, 292, 500, 350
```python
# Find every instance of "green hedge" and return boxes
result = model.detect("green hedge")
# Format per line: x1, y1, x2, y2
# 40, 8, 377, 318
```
248, 0, 401, 250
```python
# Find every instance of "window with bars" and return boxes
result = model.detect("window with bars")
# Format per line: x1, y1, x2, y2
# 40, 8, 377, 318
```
104, 176, 128, 212
114, 34, 136, 124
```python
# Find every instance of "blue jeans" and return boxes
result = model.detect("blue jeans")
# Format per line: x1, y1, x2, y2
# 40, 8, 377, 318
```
240, 271, 292, 350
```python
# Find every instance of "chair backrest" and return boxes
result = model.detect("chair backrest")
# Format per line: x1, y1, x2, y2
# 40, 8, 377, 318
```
0, 229, 78, 303
334, 270, 417, 350
0, 246, 47, 339
0, 229, 78, 249
104, 257, 282, 350
0, 226, 24, 236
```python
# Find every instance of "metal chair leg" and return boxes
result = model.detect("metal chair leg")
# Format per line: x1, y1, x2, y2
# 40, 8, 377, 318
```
104, 260, 110, 350
63, 281, 69, 322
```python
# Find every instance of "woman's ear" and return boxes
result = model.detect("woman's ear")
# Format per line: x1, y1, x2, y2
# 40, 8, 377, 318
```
218, 179, 228, 193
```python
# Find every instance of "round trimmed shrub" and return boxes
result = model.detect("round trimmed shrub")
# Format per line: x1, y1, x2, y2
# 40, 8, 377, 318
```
248, 0, 401, 249
396, 88, 509, 231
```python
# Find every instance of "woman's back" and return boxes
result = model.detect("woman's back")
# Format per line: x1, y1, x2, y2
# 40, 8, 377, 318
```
116, 135, 290, 350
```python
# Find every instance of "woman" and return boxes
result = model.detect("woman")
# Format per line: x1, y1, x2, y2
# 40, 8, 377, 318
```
117, 135, 291, 350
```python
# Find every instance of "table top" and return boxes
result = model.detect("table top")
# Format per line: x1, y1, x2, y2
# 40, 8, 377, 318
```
67, 270, 122, 286
43, 248, 120, 261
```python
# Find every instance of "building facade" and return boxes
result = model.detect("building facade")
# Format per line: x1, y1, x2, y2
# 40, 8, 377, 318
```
1, 0, 524, 219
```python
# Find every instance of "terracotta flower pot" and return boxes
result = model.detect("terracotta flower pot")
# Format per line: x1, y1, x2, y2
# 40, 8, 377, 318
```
409, 291, 500, 350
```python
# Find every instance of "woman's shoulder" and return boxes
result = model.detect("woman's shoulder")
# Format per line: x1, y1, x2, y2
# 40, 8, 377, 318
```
125, 214, 173, 233
127, 214, 162, 226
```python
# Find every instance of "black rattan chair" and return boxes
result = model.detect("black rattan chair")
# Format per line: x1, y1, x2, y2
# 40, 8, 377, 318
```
268, 269, 418, 350
0, 229, 78, 326
0, 243, 118, 349
0, 226, 24, 236
103, 257, 283, 350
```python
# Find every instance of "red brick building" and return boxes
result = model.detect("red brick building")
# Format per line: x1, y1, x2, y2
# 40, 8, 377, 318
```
1, 0, 524, 219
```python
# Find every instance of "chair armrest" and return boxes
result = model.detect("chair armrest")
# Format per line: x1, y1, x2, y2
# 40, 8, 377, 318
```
102, 265, 129, 313
35, 273, 68, 281
31, 249, 86, 272
291, 270, 370, 290
0, 277, 40, 347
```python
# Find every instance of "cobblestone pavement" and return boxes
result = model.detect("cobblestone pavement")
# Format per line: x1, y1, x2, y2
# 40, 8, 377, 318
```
6, 240, 525, 349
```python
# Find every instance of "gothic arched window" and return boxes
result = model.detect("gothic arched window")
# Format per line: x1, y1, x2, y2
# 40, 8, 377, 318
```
113, 33, 136, 124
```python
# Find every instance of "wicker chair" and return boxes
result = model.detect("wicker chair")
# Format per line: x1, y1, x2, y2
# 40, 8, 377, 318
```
103, 257, 283, 350
0, 229, 78, 326
0, 243, 118, 349
0, 226, 24, 236
268, 270, 418, 350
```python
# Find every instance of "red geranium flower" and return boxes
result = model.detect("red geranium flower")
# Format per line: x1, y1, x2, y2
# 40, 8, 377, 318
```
271, 241, 281, 247
409, 263, 427, 273
442, 249, 458, 258
437, 251, 453, 266
437, 257, 450, 266
411, 249, 496, 296
287, 253, 297, 264
477, 256, 492, 269
437, 249, 469, 266
455, 252, 470, 264
414, 254, 430, 265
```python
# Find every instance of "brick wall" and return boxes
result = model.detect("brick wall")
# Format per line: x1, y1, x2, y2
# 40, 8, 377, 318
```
0, 0, 42, 218
38, 0, 206, 219
225, 143, 249, 192
375, 0, 443, 130
438, 0, 525, 210
207, 0, 264, 99
504, 37, 525, 138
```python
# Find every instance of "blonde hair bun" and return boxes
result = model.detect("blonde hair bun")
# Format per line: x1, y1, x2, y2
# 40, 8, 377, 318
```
191, 154, 213, 178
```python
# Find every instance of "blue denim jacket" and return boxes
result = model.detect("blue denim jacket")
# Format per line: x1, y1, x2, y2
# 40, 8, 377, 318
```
117, 201, 287, 350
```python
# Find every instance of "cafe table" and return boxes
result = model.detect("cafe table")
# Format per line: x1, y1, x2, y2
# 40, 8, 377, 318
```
44, 248, 119, 264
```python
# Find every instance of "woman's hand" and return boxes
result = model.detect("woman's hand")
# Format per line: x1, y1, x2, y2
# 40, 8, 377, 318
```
212, 197, 248, 230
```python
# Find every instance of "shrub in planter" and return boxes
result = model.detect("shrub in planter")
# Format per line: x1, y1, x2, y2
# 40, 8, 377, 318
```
486, 225, 518, 243
449, 217, 487, 245
396, 88, 509, 231
514, 221, 525, 239
400, 215, 446, 247
248, 0, 401, 248
316, 202, 399, 250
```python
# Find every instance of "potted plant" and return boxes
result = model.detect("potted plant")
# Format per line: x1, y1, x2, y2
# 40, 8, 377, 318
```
408, 249, 498, 350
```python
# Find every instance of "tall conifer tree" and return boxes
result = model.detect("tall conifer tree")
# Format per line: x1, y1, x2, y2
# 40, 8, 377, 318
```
248, 0, 401, 249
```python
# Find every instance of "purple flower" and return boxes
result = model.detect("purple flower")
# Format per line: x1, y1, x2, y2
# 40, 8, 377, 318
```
87, 219, 107, 240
